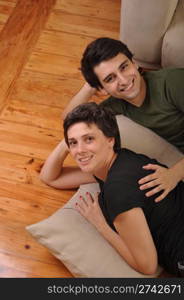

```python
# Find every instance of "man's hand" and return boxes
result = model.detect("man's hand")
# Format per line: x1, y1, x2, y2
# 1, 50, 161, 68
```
75, 192, 107, 230
138, 164, 179, 202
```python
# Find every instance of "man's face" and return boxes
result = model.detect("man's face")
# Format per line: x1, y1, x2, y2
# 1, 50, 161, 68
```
94, 53, 145, 106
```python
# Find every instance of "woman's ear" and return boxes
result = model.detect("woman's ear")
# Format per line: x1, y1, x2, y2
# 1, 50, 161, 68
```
108, 137, 115, 149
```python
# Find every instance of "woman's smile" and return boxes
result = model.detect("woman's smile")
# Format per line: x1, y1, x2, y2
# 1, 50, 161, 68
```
67, 122, 116, 180
78, 154, 93, 165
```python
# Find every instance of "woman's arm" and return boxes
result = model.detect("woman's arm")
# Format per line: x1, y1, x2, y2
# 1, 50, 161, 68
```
114, 208, 158, 275
76, 193, 158, 275
39, 140, 95, 189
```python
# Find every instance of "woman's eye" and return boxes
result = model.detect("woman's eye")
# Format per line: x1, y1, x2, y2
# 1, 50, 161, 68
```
86, 136, 94, 143
68, 141, 76, 147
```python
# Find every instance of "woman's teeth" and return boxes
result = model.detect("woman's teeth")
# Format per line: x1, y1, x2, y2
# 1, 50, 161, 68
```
79, 156, 92, 162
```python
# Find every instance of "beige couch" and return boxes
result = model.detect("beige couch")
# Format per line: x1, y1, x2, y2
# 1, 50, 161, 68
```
120, 0, 184, 69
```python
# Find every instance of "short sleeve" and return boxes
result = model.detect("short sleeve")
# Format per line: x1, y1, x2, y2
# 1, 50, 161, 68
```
104, 179, 145, 222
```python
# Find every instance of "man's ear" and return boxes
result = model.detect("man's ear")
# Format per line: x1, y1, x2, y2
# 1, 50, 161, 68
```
132, 59, 139, 69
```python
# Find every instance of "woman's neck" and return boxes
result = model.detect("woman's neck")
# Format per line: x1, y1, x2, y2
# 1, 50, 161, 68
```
94, 151, 117, 181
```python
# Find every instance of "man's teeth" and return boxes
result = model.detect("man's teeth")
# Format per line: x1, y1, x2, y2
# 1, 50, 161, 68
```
121, 81, 133, 91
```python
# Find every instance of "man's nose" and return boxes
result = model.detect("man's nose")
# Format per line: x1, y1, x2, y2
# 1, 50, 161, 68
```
117, 73, 128, 85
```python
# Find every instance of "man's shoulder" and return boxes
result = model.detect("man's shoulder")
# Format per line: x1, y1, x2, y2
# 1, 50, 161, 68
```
144, 67, 184, 81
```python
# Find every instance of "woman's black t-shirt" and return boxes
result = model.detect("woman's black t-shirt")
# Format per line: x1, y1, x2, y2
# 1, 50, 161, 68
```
95, 148, 184, 275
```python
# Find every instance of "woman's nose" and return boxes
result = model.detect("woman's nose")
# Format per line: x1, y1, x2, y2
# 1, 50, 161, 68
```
76, 142, 85, 153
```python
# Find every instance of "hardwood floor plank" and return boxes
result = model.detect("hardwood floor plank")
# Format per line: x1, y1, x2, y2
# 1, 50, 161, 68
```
25, 51, 82, 78
0, 181, 75, 224
0, 0, 56, 111
0, 120, 62, 159
36, 30, 94, 58
9, 70, 83, 108
0, 150, 44, 186
1, 99, 62, 130
55, 0, 121, 21
0, 225, 62, 263
0, 121, 76, 172
0, 0, 15, 25
46, 10, 120, 38
0, 252, 72, 277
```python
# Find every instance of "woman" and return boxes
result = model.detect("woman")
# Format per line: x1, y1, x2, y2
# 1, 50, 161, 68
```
40, 102, 184, 276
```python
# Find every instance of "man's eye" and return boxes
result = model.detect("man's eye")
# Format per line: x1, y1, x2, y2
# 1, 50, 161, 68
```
106, 76, 114, 83
120, 64, 128, 71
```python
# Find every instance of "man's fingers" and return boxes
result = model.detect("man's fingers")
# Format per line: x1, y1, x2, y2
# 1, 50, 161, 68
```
145, 185, 163, 197
139, 179, 158, 190
138, 173, 156, 184
155, 190, 168, 202
142, 164, 160, 170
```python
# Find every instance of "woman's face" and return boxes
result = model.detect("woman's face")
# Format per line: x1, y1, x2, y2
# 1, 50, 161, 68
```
67, 122, 115, 176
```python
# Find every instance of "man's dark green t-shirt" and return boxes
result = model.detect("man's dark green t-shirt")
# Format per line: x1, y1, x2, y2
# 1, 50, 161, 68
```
100, 68, 184, 153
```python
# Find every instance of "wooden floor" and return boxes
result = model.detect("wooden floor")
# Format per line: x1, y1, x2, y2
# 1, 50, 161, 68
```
0, 0, 121, 277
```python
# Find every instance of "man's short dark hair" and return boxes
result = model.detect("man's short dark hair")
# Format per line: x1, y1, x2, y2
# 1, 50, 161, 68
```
64, 102, 121, 153
81, 37, 133, 89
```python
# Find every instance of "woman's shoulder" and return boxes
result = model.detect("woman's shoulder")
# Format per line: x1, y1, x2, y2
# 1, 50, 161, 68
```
108, 148, 166, 182
116, 148, 156, 165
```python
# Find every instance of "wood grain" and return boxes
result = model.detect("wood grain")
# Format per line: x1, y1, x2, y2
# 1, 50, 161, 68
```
55, 0, 121, 21
46, 10, 120, 38
0, 0, 56, 111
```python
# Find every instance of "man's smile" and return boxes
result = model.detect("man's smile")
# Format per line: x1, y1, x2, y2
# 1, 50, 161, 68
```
119, 78, 134, 92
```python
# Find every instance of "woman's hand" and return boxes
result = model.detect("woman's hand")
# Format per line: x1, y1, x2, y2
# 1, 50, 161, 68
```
75, 192, 107, 230
138, 164, 179, 202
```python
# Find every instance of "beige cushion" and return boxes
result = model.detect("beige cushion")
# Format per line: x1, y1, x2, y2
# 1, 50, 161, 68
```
116, 115, 184, 168
120, 0, 178, 69
162, 0, 184, 68
26, 115, 183, 277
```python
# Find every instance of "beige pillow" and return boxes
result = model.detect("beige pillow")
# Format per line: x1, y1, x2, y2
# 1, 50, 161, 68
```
26, 183, 162, 278
26, 115, 183, 277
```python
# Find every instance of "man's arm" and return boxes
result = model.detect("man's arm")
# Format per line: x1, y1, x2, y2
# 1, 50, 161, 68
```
139, 157, 184, 202
40, 139, 95, 189
62, 82, 97, 120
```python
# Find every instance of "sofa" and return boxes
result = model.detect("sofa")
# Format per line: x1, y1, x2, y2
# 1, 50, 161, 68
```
120, 0, 184, 69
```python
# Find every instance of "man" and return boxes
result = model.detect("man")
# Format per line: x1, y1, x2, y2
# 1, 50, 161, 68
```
62, 37, 184, 202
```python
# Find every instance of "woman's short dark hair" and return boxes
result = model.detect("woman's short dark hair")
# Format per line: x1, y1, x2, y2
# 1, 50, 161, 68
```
64, 102, 121, 153
81, 37, 133, 90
